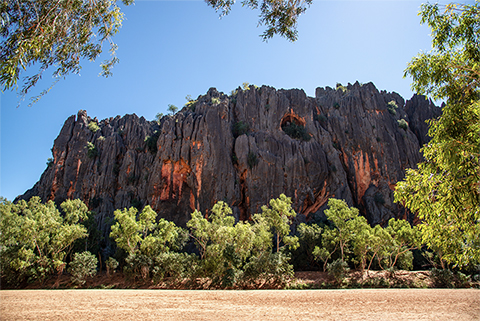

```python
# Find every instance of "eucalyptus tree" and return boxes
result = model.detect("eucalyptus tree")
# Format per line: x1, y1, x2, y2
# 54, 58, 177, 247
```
0, 197, 89, 284
395, 1, 480, 267
1, 0, 134, 105
1, 0, 311, 105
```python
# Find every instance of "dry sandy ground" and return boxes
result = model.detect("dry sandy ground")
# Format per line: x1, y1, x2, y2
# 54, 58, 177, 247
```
1, 289, 479, 321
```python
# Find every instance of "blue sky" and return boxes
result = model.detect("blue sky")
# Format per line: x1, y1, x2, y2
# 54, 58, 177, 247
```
0, 0, 450, 200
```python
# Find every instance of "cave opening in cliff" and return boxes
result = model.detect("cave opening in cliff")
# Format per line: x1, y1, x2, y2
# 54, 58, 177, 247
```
281, 112, 310, 141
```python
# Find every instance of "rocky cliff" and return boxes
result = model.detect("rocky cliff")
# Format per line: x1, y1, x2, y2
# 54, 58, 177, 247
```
20, 82, 441, 235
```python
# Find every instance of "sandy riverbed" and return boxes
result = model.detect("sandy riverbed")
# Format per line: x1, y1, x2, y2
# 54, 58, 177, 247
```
1, 289, 479, 320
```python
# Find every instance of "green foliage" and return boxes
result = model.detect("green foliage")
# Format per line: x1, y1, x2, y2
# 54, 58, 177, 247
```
111, 206, 181, 256
397, 119, 408, 130
336, 83, 347, 93
247, 151, 258, 169
387, 100, 398, 115
155, 113, 164, 124
152, 252, 198, 284
292, 223, 323, 270
430, 268, 456, 288
327, 258, 350, 285
384, 218, 420, 270
110, 205, 187, 281
231, 153, 238, 164
68, 251, 98, 285
71, 205, 103, 257
211, 97, 220, 105
206, 0, 312, 41
0, 197, 88, 285
314, 113, 327, 124
257, 194, 299, 253
86, 142, 98, 159
281, 122, 311, 141
144, 131, 160, 154
185, 97, 197, 112
323, 198, 360, 262
232, 121, 250, 138
106, 257, 119, 277
46, 157, 54, 168
396, 1, 480, 268
167, 104, 178, 115
88, 121, 100, 133
186, 196, 298, 288
333, 102, 340, 109
187, 201, 260, 286
405, 2, 480, 102
1, 0, 133, 105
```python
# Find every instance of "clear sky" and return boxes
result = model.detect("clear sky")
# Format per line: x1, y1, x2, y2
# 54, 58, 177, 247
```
0, 0, 460, 201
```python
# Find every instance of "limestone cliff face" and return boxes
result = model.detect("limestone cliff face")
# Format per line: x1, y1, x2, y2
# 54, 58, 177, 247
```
20, 82, 441, 234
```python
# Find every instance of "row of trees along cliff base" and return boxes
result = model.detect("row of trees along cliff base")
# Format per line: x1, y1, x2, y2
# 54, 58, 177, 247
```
1, 196, 478, 289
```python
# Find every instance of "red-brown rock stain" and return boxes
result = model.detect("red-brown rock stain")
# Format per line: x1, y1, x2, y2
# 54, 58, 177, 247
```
159, 159, 192, 202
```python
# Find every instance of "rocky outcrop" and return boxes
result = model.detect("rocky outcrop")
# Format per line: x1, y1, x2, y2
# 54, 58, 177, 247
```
19, 82, 441, 235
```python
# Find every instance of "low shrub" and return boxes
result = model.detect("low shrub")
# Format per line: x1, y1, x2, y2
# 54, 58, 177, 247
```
106, 257, 119, 277
86, 142, 98, 158
315, 113, 327, 124
327, 259, 350, 285
144, 131, 160, 154
233, 121, 250, 138
336, 85, 347, 93
88, 121, 100, 133
398, 119, 408, 130
247, 151, 258, 169
430, 268, 455, 288
68, 251, 98, 285
387, 101, 398, 115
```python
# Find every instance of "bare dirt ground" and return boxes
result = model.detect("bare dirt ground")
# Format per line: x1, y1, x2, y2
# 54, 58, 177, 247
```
1, 288, 479, 321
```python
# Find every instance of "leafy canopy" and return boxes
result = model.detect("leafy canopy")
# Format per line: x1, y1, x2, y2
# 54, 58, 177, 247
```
256, 193, 299, 253
0, 197, 89, 284
395, 1, 480, 267
0, 0, 133, 105
2, 0, 311, 105
110, 205, 183, 257
205, 0, 312, 42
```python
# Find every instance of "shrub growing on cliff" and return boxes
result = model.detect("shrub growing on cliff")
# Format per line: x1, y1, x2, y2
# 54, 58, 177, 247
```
282, 122, 311, 141
232, 121, 250, 138
167, 104, 178, 115
144, 131, 160, 154
86, 142, 98, 158
247, 151, 258, 169
387, 101, 398, 115
46, 157, 54, 168
397, 119, 408, 130
88, 121, 100, 133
